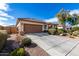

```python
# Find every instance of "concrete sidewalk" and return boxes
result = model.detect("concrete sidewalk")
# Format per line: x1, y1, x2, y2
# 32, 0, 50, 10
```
25, 33, 79, 56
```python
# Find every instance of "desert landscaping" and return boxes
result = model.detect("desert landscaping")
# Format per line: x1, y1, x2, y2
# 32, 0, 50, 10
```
0, 8, 79, 56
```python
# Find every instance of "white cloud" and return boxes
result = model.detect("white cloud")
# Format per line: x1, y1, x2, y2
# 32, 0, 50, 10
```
0, 11, 14, 19
0, 3, 15, 26
0, 17, 8, 21
0, 17, 12, 26
0, 3, 9, 11
45, 17, 58, 24
45, 9, 79, 24
69, 9, 79, 15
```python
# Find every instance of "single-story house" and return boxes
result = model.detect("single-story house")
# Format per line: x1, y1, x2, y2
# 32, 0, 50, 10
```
16, 18, 58, 34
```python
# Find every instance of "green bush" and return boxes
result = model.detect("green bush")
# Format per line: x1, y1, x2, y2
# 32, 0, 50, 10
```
21, 38, 32, 47
48, 28, 58, 35
10, 48, 25, 56
72, 27, 79, 32
72, 31, 79, 36
66, 27, 79, 35
48, 28, 68, 35
58, 29, 64, 34
0, 30, 8, 51
67, 30, 73, 35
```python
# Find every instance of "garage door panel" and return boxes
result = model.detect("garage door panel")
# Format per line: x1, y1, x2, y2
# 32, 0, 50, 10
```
24, 24, 42, 33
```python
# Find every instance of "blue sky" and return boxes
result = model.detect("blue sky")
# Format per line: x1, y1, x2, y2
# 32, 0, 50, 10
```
0, 3, 79, 26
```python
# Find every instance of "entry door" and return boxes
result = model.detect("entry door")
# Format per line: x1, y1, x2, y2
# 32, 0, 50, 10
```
44, 25, 47, 30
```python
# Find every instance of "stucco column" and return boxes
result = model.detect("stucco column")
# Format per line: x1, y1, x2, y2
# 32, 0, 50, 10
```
21, 23, 24, 31
20, 23, 24, 35
42, 25, 44, 31
46, 25, 48, 30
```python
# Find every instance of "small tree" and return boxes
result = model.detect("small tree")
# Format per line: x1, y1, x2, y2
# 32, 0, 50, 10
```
57, 8, 79, 32
57, 8, 70, 32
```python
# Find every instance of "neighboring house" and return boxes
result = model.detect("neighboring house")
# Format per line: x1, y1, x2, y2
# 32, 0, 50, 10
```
16, 18, 58, 34
57, 24, 72, 30
57, 24, 63, 29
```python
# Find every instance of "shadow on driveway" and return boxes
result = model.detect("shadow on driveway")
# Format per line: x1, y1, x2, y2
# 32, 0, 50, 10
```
28, 33, 49, 37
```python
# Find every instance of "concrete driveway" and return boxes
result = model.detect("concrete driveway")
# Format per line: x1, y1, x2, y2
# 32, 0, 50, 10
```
25, 33, 79, 56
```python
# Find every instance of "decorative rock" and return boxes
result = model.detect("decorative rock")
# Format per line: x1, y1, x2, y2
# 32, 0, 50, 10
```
60, 33, 63, 36
60, 33, 67, 36
69, 35, 75, 38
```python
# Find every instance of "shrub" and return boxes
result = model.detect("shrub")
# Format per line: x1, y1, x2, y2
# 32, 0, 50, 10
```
67, 30, 72, 35
57, 28, 67, 35
66, 27, 79, 35
72, 27, 79, 32
0, 30, 8, 51
10, 48, 25, 56
60, 33, 67, 36
58, 29, 64, 34
21, 38, 32, 47
48, 28, 58, 35
72, 31, 79, 36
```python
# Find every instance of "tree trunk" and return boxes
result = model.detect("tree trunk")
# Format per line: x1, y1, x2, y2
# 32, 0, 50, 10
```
63, 24, 65, 30
63, 24, 66, 32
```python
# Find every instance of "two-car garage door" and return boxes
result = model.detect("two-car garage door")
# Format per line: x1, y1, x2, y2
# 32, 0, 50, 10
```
24, 24, 42, 33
